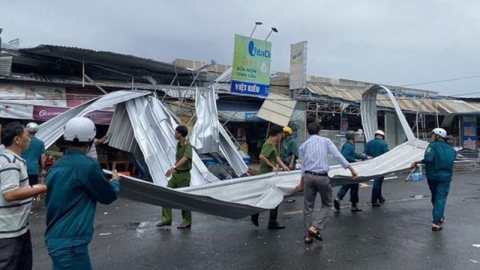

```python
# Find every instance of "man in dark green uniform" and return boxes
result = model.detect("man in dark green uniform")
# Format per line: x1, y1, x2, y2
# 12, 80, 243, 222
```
280, 126, 298, 171
411, 128, 456, 231
251, 125, 290, 229
156, 125, 193, 229
364, 130, 389, 207
334, 130, 370, 212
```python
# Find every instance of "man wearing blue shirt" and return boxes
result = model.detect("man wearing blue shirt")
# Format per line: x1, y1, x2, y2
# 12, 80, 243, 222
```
411, 128, 456, 231
364, 130, 389, 207
334, 130, 371, 212
45, 117, 120, 269
21, 122, 46, 187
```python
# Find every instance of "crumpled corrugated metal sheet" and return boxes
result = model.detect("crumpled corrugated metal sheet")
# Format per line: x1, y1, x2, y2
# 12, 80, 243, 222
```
117, 135, 427, 219
361, 85, 415, 142
120, 95, 218, 186
35, 90, 218, 187
190, 85, 248, 176
190, 87, 220, 154
37, 90, 152, 148
26, 87, 430, 219
217, 124, 249, 176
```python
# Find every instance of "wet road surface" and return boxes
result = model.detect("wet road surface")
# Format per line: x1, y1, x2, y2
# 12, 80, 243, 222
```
29, 170, 480, 270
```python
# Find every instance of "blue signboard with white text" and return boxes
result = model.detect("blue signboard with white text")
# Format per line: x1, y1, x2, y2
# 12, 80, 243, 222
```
462, 114, 477, 150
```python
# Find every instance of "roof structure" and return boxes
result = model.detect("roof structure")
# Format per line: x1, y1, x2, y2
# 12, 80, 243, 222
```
20, 45, 191, 76
303, 83, 480, 115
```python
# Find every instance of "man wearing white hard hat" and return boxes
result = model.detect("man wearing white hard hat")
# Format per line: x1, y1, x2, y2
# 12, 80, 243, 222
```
364, 130, 389, 207
44, 117, 120, 269
21, 122, 46, 187
411, 128, 456, 231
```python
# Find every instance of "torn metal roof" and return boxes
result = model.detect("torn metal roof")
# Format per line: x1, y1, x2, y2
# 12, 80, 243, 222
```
0, 87, 445, 219
307, 83, 480, 114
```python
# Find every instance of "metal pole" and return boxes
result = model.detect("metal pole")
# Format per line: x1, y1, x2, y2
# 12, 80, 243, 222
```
265, 30, 273, 41
249, 25, 258, 38
83, 74, 107, 94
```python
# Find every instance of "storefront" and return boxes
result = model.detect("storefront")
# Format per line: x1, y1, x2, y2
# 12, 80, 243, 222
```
218, 99, 306, 161
0, 82, 115, 163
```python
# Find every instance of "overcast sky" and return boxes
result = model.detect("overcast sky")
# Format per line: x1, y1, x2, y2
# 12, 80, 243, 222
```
2, 0, 480, 96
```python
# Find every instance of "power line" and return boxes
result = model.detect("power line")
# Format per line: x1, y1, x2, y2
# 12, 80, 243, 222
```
399, 74, 480, 88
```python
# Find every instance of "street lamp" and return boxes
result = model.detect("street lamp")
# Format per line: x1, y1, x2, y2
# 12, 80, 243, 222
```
265, 27, 278, 41
249, 21, 263, 38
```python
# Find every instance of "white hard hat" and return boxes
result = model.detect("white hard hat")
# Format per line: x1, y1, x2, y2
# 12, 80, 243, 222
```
63, 117, 96, 142
374, 130, 385, 136
26, 122, 39, 133
431, 128, 447, 138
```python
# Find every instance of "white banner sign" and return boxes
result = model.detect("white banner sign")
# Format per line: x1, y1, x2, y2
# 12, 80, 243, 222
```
289, 41, 307, 90
0, 83, 67, 107
0, 103, 34, 120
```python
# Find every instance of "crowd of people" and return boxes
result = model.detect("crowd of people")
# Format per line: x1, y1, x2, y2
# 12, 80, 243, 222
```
296, 123, 456, 244
0, 118, 120, 270
0, 118, 456, 269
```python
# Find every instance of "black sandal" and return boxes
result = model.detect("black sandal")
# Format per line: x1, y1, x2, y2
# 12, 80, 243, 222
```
308, 229, 323, 241
304, 237, 313, 244
432, 224, 443, 231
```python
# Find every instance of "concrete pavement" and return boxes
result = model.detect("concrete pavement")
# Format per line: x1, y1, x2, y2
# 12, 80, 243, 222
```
28, 170, 480, 270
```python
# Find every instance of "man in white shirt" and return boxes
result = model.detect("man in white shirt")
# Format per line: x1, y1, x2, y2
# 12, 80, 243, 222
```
0, 122, 47, 270
298, 122, 358, 244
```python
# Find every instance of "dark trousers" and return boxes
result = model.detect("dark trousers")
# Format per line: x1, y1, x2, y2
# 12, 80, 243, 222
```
337, 184, 359, 205
27, 174, 39, 186
268, 207, 278, 224
427, 179, 450, 224
48, 244, 92, 270
0, 230, 33, 270
371, 177, 385, 203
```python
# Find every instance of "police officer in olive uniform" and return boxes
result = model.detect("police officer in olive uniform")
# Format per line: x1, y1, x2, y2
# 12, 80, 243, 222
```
334, 130, 371, 212
411, 128, 456, 231
156, 125, 193, 229
251, 125, 290, 230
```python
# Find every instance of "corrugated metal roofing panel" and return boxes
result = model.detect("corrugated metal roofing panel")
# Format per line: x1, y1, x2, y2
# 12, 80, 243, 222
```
436, 99, 480, 114
20, 45, 191, 75
0, 56, 12, 76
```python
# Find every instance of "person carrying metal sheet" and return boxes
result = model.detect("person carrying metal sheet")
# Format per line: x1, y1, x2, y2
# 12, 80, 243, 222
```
44, 117, 120, 269
297, 122, 358, 244
250, 124, 290, 230
364, 130, 389, 207
334, 130, 371, 212
156, 125, 193, 229
281, 126, 299, 203
280, 126, 298, 171
410, 128, 456, 231
21, 122, 47, 187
